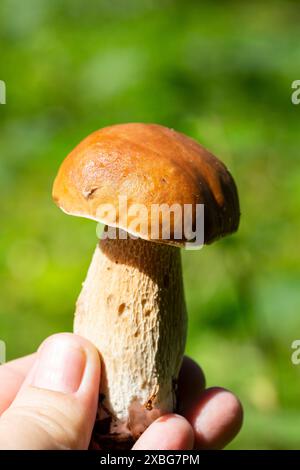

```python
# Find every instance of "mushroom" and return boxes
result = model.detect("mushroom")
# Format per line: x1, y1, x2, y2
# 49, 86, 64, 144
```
52, 123, 240, 449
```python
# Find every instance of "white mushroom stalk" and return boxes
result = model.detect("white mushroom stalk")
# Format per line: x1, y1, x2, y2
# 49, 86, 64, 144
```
75, 230, 187, 448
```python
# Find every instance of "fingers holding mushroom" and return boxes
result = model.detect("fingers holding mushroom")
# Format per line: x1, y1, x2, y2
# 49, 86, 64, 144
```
178, 357, 243, 450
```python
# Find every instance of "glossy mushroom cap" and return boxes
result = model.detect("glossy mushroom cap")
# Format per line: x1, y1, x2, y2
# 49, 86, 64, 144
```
52, 123, 240, 245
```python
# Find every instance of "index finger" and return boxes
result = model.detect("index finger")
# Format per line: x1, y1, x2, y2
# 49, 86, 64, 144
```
0, 353, 36, 414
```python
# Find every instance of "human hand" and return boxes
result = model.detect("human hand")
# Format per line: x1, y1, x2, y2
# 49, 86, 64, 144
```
0, 333, 242, 450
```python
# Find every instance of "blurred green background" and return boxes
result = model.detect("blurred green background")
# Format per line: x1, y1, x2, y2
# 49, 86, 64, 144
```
1, 0, 300, 449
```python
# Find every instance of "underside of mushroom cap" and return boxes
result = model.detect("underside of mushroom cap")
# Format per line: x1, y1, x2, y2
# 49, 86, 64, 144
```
52, 123, 240, 245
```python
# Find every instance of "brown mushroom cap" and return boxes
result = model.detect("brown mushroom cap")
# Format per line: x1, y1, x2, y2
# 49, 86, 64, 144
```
52, 123, 240, 245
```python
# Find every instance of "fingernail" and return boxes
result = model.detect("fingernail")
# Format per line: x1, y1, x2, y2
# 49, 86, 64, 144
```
31, 335, 86, 394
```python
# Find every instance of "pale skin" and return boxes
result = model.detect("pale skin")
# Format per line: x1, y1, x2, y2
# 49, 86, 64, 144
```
0, 333, 243, 450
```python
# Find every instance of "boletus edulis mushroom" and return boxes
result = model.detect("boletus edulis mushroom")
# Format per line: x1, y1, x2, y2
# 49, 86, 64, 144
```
52, 123, 240, 449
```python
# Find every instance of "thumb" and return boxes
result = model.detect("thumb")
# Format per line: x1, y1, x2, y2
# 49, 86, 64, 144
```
0, 333, 100, 450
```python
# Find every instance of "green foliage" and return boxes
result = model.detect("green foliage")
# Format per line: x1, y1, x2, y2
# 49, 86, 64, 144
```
1, 0, 300, 449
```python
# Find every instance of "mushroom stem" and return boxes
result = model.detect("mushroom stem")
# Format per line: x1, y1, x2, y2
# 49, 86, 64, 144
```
74, 228, 187, 449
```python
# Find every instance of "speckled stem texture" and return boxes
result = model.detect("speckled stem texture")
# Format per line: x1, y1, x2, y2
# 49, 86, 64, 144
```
74, 233, 187, 449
